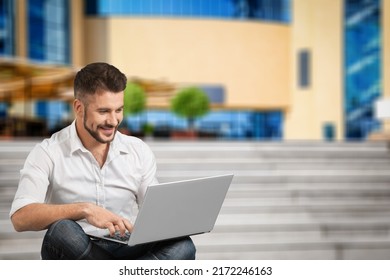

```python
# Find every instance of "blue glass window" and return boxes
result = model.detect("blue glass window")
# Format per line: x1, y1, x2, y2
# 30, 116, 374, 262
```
0, 103, 8, 118
85, 0, 290, 23
199, 85, 225, 104
344, 0, 381, 139
36, 100, 71, 132
28, 0, 70, 64
124, 110, 283, 140
0, 0, 14, 56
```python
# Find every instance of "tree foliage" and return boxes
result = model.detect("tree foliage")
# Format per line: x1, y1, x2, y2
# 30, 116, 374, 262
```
123, 82, 146, 115
170, 87, 210, 130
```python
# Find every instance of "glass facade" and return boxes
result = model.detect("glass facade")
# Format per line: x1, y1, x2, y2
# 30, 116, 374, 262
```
83, 0, 287, 140
28, 0, 70, 64
85, 0, 290, 23
0, 0, 14, 56
20, 0, 285, 140
125, 110, 283, 140
344, 0, 382, 139
4, 0, 384, 141
36, 100, 71, 133
27, 0, 71, 133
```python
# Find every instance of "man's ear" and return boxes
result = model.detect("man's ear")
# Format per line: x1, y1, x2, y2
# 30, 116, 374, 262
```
73, 99, 84, 118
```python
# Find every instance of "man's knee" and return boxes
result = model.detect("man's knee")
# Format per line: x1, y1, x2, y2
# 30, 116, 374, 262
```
176, 237, 197, 260
145, 236, 196, 260
44, 219, 87, 244
46, 219, 79, 235
187, 237, 197, 259
41, 219, 90, 259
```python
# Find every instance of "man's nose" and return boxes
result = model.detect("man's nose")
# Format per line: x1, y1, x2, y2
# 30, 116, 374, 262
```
106, 112, 117, 125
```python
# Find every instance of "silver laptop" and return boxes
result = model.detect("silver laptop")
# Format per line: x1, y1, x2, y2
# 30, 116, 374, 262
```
86, 174, 234, 246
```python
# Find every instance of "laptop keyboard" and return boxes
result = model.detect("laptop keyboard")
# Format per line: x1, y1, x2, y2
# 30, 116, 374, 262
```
104, 231, 131, 242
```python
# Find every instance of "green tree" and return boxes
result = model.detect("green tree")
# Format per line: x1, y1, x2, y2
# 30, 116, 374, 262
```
122, 82, 147, 135
170, 87, 210, 131
123, 82, 146, 115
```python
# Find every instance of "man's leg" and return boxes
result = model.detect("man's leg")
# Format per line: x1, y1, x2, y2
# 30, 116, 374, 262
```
102, 236, 196, 260
41, 219, 113, 260
137, 237, 196, 260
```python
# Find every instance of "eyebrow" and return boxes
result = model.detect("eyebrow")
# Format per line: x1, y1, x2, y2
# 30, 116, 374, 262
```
96, 105, 124, 111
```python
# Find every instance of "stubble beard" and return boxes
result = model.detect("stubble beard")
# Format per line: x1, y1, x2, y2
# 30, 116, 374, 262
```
83, 111, 119, 144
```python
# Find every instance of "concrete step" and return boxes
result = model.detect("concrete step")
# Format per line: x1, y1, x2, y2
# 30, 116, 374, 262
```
152, 150, 390, 160
2, 140, 389, 158
4, 158, 390, 173
193, 232, 390, 247
157, 170, 390, 184
215, 213, 390, 228
221, 198, 390, 214
2, 170, 389, 187
193, 237, 390, 260
227, 185, 390, 199
156, 159, 390, 171
0, 238, 42, 260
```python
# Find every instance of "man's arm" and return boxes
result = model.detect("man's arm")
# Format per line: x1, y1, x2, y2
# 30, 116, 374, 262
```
11, 202, 133, 235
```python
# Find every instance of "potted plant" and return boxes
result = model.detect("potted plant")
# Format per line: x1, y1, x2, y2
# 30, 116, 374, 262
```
142, 122, 154, 139
170, 86, 210, 138
121, 82, 146, 136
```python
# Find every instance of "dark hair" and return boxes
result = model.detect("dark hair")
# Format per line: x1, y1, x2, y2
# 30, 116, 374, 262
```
74, 62, 127, 101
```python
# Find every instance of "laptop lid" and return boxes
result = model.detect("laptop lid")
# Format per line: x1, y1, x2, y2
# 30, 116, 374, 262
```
128, 174, 234, 246
86, 174, 234, 246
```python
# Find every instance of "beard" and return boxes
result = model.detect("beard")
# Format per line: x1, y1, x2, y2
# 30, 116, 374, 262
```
83, 111, 119, 144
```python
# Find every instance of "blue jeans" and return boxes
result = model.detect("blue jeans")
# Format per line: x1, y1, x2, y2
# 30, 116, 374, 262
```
41, 219, 196, 260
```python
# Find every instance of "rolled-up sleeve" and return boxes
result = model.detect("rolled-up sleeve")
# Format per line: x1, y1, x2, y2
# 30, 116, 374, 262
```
9, 144, 52, 217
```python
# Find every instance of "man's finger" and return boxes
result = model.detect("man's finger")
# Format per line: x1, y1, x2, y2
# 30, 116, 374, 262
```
123, 219, 133, 233
115, 220, 127, 236
106, 223, 116, 236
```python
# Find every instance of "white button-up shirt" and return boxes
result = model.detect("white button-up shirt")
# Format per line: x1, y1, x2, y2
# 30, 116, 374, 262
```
10, 121, 158, 231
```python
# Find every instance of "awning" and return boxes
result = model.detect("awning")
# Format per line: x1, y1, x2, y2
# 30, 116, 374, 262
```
0, 57, 76, 102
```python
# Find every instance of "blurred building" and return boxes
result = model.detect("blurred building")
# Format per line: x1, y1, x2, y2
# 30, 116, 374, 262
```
0, 0, 389, 140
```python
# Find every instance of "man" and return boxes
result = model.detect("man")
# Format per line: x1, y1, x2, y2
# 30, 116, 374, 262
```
9, 62, 196, 260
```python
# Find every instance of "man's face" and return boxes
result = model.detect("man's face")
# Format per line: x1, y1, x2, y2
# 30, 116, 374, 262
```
80, 91, 124, 144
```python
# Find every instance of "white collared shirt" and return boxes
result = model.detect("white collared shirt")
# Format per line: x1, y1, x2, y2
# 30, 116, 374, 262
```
10, 121, 158, 230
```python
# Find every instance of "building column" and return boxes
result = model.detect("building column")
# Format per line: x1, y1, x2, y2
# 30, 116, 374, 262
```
70, 0, 85, 67
15, 0, 27, 57
285, 0, 343, 140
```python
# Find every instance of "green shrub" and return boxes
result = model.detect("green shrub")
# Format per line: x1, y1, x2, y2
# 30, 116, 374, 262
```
170, 87, 210, 130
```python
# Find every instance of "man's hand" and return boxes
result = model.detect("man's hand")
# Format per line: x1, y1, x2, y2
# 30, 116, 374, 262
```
83, 203, 133, 236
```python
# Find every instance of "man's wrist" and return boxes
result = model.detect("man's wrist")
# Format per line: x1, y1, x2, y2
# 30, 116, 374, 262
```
76, 202, 93, 219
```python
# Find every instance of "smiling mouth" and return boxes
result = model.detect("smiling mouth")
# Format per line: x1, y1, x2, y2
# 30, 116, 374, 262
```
99, 125, 116, 135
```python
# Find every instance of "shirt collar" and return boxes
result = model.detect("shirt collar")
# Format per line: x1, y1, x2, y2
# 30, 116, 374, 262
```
69, 120, 129, 156
70, 120, 87, 155
109, 131, 130, 155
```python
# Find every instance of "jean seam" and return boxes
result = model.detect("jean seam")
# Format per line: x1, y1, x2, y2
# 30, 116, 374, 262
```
77, 242, 93, 260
